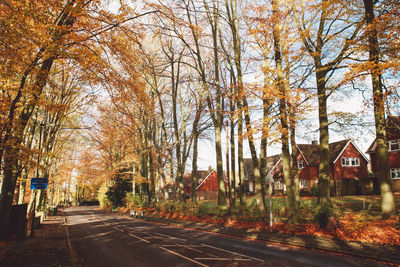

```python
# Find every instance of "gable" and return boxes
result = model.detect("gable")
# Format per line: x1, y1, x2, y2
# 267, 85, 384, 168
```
333, 141, 370, 164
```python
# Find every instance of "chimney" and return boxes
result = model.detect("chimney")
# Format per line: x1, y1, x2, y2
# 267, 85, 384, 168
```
311, 140, 318, 145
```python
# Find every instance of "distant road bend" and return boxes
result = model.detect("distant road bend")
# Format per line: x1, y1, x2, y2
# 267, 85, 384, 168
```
64, 206, 389, 267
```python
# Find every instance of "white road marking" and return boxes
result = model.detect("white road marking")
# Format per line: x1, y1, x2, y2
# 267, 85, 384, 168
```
195, 258, 252, 261
201, 243, 264, 262
113, 226, 124, 232
160, 246, 209, 267
163, 244, 204, 253
163, 245, 203, 247
129, 233, 151, 243
154, 232, 187, 241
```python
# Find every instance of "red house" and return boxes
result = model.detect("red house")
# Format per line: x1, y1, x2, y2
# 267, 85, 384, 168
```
183, 169, 228, 200
367, 116, 400, 192
269, 139, 370, 195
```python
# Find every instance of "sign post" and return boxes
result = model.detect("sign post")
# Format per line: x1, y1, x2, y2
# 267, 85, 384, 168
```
266, 172, 274, 231
30, 178, 48, 190
30, 178, 48, 237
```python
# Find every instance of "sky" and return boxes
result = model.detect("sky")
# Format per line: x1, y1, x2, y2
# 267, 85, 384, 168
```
194, 85, 378, 171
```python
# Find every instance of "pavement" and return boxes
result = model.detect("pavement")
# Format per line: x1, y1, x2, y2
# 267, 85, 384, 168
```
0, 207, 399, 266
0, 214, 75, 267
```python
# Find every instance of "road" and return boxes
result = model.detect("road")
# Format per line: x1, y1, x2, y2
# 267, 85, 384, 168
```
65, 206, 388, 267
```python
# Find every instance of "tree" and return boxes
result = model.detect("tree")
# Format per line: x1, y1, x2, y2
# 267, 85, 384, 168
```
0, 0, 158, 237
362, 0, 396, 215
294, 0, 363, 208
0, 0, 84, 238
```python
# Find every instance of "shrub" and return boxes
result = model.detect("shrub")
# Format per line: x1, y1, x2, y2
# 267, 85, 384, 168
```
310, 186, 319, 197
237, 205, 250, 219
197, 203, 211, 217
313, 204, 333, 229
98, 182, 112, 208
125, 192, 144, 209
300, 189, 311, 196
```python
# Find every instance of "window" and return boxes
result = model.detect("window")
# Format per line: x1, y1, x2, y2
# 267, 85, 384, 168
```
300, 180, 308, 188
274, 181, 284, 190
388, 140, 400, 151
391, 169, 400, 179
341, 157, 360, 167
297, 160, 304, 169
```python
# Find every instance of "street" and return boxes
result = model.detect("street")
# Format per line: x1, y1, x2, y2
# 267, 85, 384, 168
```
65, 206, 388, 267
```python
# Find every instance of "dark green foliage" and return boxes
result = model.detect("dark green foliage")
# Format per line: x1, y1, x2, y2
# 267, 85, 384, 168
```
311, 186, 319, 197
313, 204, 332, 229
106, 176, 131, 207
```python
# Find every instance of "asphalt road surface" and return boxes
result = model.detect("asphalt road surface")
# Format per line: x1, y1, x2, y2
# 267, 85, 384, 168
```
65, 206, 389, 267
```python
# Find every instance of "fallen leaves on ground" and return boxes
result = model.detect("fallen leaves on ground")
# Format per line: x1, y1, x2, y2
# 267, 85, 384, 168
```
141, 209, 400, 246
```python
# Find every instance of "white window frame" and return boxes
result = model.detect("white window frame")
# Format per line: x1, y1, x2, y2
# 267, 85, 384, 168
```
391, 168, 400, 179
299, 180, 307, 188
388, 140, 400, 152
274, 181, 284, 190
341, 157, 360, 167
297, 160, 304, 169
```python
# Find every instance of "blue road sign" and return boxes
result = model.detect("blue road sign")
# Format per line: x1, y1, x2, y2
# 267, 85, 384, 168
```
31, 178, 48, 190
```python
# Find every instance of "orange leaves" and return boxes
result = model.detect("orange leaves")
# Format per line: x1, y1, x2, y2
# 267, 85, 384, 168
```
149, 207, 400, 245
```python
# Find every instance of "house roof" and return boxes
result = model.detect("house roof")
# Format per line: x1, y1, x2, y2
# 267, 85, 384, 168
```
195, 169, 216, 190
297, 140, 349, 165
243, 158, 254, 178
367, 115, 400, 154
182, 170, 213, 186
387, 115, 400, 140
266, 154, 282, 173
243, 155, 282, 177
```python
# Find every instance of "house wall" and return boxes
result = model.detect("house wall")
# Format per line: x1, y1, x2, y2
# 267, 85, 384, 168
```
296, 153, 310, 180
197, 191, 218, 201
333, 142, 368, 180
197, 171, 218, 192
393, 180, 400, 191
295, 152, 319, 182
370, 142, 400, 193
308, 165, 319, 180
389, 151, 400, 168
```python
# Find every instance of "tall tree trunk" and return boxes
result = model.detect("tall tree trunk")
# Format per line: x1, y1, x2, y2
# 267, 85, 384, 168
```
18, 177, 26, 204
363, 0, 395, 215
230, 106, 236, 207
191, 130, 199, 203
226, 0, 265, 213
191, 101, 202, 203
316, 66, 331, 206
260, 81, 271, 210
290, 117, 300, 205
271, 0, 295, 215
208, 1, 225, 206
237, 101, 245, 206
